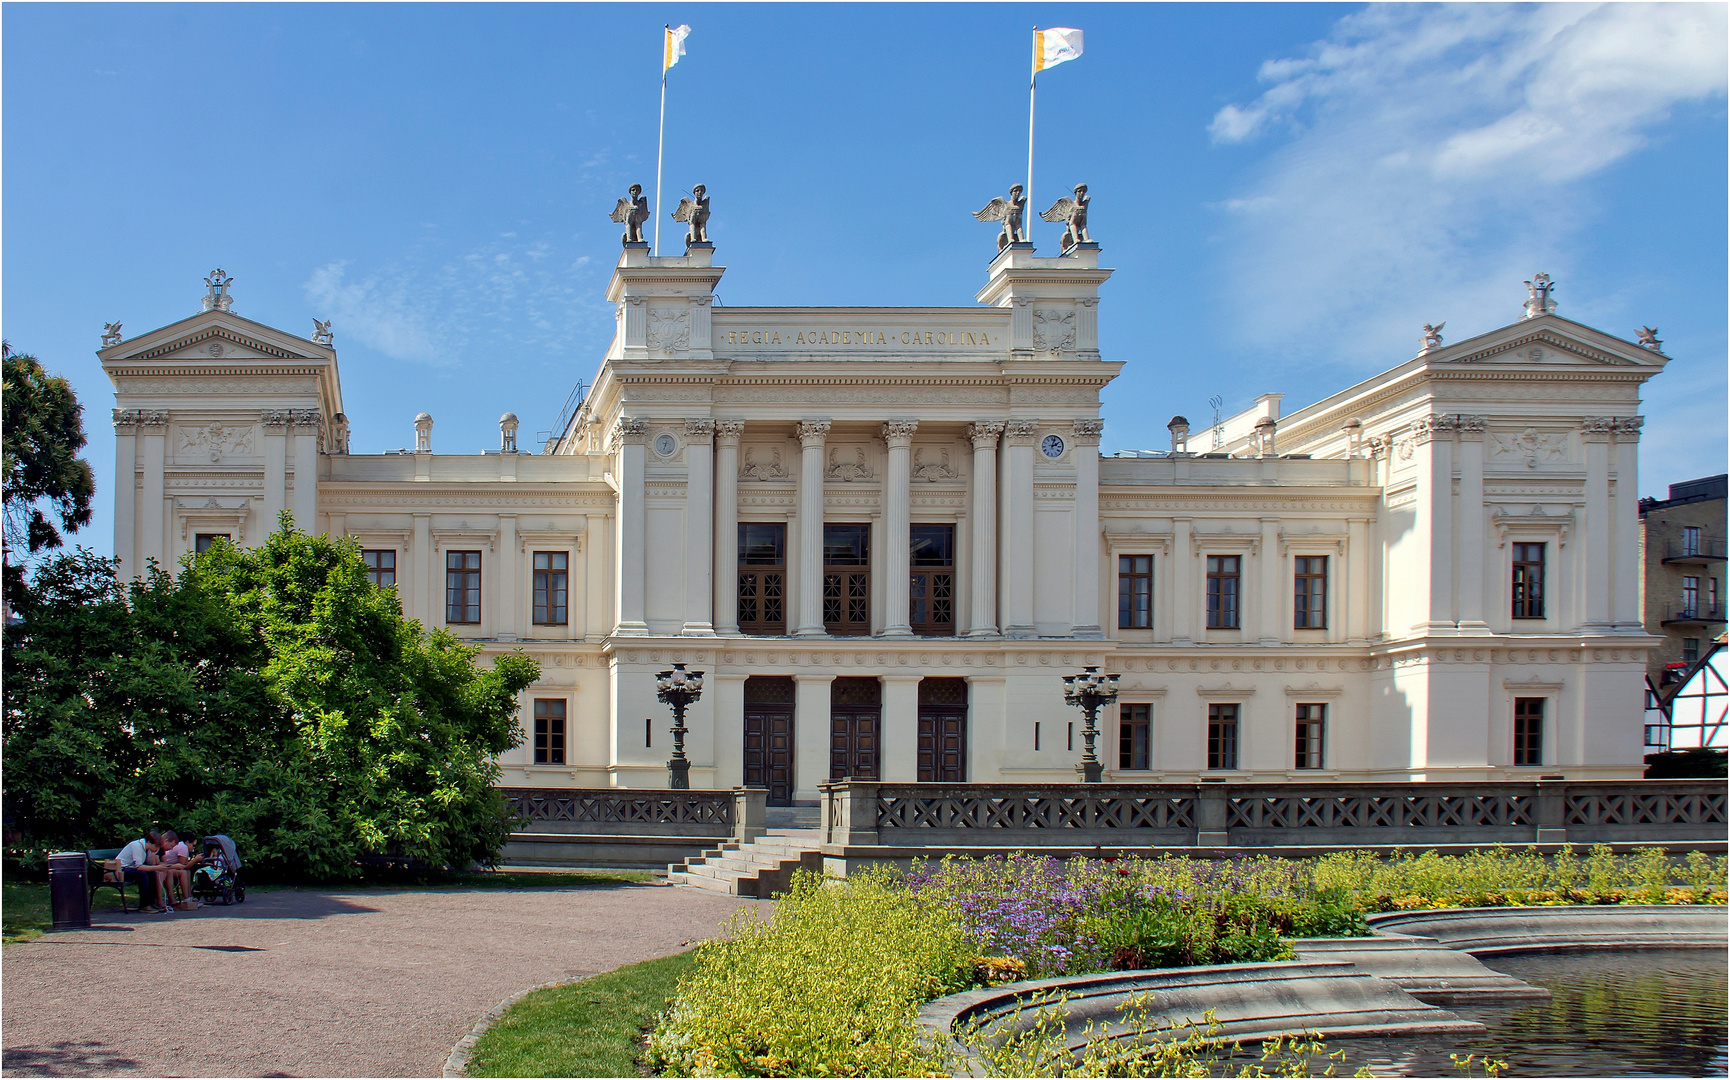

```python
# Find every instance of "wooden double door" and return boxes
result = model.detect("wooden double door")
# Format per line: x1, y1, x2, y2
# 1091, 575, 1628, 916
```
829, 678, 880, 780
917, 678, 967, 782
743, 676, 796, 806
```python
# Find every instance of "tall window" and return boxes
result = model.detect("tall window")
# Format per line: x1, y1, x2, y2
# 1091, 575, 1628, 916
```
1294, 557, 1328, 629
1683, 638, 1701, 665
1511, 543, 1546, 619
1513, 697, 1544, 767
1118, 554, 1152, 629
363, 549, 397, 588
823, 524, 871, 635
1294, 703, 1325, 770
910, 524, 956, 636
1119, 703, 1151, 770
1207, 703, 1239, 770
1682, 575, 1700, 616
738, 523, 786, 635
1683, 526, 1702, 556
1711, 579, 1720, 615
194, 533, 227, 554
533, 551, 568, 624
446, 551, 481, 624
533, 698, 566, 765
1206, 556, 1240, 629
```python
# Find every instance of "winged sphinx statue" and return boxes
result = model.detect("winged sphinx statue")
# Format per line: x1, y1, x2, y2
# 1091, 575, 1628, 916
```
973, 184, 1027, 250
610, 184, 651, 246
101, 322, 123, 347
671, 184, 711, 246
312, 319, 334, 346
1040, 183, 1092, 249
1637, 326, 1663, 351
1421, 322, 1445, 351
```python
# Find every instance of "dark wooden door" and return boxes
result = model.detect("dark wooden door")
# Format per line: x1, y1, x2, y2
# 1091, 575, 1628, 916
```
829, 677, 881, 780
743, 676, 796, 806
917, 678, 968, 782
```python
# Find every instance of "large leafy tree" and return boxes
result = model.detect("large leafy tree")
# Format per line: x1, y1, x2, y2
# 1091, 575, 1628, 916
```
2, 522, 537, 878
2, 343, 96, 603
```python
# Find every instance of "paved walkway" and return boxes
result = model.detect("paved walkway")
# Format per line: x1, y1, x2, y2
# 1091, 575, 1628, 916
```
2, 882, 770, 1077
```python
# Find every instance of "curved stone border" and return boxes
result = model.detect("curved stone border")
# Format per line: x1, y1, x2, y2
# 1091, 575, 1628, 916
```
443, 978, 572, 1078
1364, 903, 1728, 956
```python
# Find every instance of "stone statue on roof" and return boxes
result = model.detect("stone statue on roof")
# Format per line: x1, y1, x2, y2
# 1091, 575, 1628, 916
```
1040, 184, 1091, 250
610, 184, 650, 246
671, 184, 711, 247
973, 185, 1028, 250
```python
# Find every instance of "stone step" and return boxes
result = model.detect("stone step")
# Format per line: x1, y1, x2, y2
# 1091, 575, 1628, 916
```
668, 870, 752, 896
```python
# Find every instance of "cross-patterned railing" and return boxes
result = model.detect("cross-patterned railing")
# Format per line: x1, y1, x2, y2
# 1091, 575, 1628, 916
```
500, 787, 735, 837
819, 781, 1727, 849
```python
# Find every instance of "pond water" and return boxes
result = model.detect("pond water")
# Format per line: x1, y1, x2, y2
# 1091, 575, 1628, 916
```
1324, 949, 1728, 1077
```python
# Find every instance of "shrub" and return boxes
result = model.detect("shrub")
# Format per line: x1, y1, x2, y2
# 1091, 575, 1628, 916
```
646, 869, 973, 1077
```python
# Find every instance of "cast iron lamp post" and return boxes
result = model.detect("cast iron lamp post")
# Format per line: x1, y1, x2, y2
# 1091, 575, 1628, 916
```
1063, 665, 1119, 784
656, 663, 704, 789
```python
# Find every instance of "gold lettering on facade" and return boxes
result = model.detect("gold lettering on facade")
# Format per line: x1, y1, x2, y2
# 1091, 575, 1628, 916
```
724, 329, 997, 347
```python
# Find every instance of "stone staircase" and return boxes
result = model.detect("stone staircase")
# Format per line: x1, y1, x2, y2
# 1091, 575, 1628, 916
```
668, 806, 824, 897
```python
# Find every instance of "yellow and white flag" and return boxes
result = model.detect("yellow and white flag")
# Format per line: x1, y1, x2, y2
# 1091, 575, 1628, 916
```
1033, 27, 1083, 74
664, 24, 692, 72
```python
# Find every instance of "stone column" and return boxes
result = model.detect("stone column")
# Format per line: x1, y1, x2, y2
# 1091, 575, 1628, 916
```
793, 673, 836, 800
1581, 418, 1614, 631
1259, 517, 1281, 644
1612, 417, 1645, 629
1001, 420, 1040, 638
614, 417, 650, 635
1171, 517, 1194, 645
1347, 516, 1370, 644
967, 421, 1004, 637
260, 410, 289, 535
684, 418, 717, 635
881, 420, 918, 637
712, 673, 747, 788
412, 513, 432, 624
1456, 416, 1491, 634
290, 410, 320, 534
137, 410, 168, 570
112, 411, 138, 576
793, 419, 831, 636
1071, 420, 1105, 639
496, 514, 518, 640
713, 421, 744, 635
1413, 415, 1457, 632
879, 674, 923, 781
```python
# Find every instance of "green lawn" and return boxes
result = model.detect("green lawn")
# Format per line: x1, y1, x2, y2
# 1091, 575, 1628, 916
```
3, 879, 133, 944
467, 951, 695, 1078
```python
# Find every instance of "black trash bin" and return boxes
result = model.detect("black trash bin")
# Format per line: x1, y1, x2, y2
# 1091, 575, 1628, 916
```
48, 851, 91, 931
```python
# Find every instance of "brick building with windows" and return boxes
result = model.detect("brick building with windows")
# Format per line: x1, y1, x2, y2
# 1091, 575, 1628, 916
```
1638, 474, 1728, 683
100, 236, 1667, 797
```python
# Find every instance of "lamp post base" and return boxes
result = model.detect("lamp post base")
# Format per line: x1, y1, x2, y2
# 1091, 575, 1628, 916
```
667, 758, 690, 789
1078, 760, 1104, 784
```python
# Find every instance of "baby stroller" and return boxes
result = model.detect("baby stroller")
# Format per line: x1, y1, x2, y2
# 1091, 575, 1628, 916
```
191, 833, 246, 905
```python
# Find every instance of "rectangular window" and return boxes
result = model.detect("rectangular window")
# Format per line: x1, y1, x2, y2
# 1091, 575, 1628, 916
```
446, 550, 481, 624
1207, 703, 1239, 771
1206, 556, 1241, 629
1034, 721, 1041, 752
738, 523, 787, 635
1067, 721, 1074, 752
1294, 556, 1328, 629
1294, 703, 1326, 770
1684, 638, 1701, 664
1682, 576, 1700, 616
363, 549, 397, 588
533, 699, 566, 765
645, 716, 652, 748
1118, 554, 1153, 629
1119, 703, 1151, 770
1711, 579, 1720, 615
910, 524, 956, 636
823, 524, 871, 635
194, 533, 227, 554
1683, 526, 1702, 556
1512, 542, 1546, 618
533, 551, 569, 625
1513, 697, 1544, 767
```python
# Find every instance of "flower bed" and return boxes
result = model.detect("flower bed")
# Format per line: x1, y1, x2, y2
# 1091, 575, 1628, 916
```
647, 847, 1726, 1077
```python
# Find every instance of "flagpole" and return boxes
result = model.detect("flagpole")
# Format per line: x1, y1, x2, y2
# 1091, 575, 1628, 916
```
655, 32, 668, 256
1027, 26, 1038, 247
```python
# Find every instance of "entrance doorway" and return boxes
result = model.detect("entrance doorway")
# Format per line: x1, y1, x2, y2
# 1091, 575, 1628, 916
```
918, 678, 968, 782
743, 676, 796, 806
829, 677, 881, 780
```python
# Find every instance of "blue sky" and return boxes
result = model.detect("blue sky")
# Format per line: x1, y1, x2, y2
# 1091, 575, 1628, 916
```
5, 3, 1726, 558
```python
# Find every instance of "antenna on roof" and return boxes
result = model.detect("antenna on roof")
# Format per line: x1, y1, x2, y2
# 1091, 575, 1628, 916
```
1209, 395, 1224, 450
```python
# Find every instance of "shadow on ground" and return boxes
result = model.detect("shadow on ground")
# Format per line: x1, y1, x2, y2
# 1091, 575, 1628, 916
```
2, 1040, 143, 1076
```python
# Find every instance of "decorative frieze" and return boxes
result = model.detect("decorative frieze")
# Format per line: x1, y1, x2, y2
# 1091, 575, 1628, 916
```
910, 446, 959, 482
178, 421, 255, 463
647, 307, 691, 353
739, 444, 791, 480
1489, 428, 1568, 468
825, 446, 874, 482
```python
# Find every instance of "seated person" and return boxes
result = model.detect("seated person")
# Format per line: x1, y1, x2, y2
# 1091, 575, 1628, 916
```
158, 830, 196, 907
116, 832, 165, 911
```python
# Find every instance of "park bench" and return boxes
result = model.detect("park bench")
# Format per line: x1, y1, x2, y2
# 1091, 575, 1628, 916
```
85, 848, 145, 913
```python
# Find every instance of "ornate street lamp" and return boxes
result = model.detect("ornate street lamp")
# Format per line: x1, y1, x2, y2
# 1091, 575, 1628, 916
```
1063, 665, 1120, 784
656, 663, 704, 789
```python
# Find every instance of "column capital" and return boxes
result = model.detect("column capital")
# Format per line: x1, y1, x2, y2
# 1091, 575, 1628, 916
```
881, 419, 918, 447
967, 420, 1006, 448
1004, 419, 1041, 444
1580, 416, 1616, 443
137, 409, 170, 431
1455, 414, 1489, 439
684, 417, 717, 440
260, 409, 291, 431
1071, 418, 1105, 446
796, 419, 832, 447
612, 416, 651, 452
112, 408, 141, 432
1410, 414, 1457, 446
1612, 416, 1644, 442
714, 419, 746, 445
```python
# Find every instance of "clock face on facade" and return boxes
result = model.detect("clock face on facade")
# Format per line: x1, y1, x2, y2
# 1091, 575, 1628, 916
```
654, 433, 677, 457
1041, 434, 1066, 459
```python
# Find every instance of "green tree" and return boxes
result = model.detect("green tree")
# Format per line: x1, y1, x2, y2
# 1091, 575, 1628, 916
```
2, 522, 537, 877
2, 343, 96, 604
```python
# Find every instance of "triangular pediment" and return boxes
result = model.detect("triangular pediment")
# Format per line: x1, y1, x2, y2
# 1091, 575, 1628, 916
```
1435, 315, 1667, 370
100, 309, 331, 365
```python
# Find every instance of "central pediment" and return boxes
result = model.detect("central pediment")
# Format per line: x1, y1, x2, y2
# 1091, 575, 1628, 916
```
1437, 315, 1666, 370
100, 309, 332, 366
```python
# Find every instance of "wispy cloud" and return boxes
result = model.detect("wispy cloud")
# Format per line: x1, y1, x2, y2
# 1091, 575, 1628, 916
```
1206, 3, 1726, 366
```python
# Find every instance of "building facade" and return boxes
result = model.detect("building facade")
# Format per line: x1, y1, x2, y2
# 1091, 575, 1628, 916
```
1638, 474, 1728, 681
101, 241, 1667, 800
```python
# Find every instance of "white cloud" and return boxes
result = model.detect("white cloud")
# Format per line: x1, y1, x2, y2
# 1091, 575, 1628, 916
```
303, 261, 441, 365
1206, 3, 1727, 366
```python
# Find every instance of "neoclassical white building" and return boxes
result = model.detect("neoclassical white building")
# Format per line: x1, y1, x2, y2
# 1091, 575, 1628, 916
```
100, 241, 1666, 801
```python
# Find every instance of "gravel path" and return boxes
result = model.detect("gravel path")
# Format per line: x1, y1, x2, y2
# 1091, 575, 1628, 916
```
2, 882, 769, 1077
